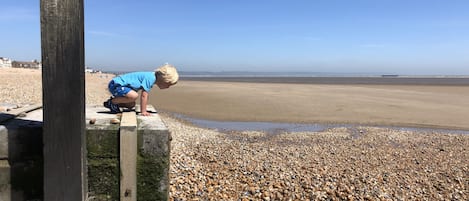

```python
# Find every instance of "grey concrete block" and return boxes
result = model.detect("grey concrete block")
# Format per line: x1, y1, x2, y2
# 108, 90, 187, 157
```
137, 109, 171, 201
0, 106, 43, 200
0, 159, 11, 201
0, 184, 11, 201
86, 105, 172, 200
0, 126, 7, 159
1, 121, 42, 163
1, 107, 43, 162
138, 112, 171, 159
86, 106, 122, 199
0, 160, 10, 185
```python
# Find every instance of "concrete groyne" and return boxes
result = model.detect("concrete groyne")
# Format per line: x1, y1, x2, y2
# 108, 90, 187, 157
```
0, 104, 171, 201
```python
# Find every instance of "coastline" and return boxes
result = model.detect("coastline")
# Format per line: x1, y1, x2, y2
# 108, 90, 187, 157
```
164, 111, 469, 135
1, 67, 468, 200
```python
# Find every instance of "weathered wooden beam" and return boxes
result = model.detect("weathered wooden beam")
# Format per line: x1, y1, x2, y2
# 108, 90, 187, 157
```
40, 0, 86, 200
120, 112, 138, 201
0, 104, 42, 123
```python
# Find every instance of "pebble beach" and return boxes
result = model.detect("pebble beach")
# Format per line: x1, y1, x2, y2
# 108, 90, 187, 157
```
1, 68, 468, 200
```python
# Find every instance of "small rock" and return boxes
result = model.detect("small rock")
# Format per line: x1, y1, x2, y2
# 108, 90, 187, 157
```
207, 186, 214, 193
110, 118, 120, 124
249, 186, 256, 194
89, 118, 96, 124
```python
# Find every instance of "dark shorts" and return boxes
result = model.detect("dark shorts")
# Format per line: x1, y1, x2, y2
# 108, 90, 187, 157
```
108, 80, 132, 97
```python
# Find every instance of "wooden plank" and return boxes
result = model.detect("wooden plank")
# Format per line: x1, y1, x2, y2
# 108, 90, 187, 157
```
0, 104, 42, 123
40, 0, 86, 200
120, 112, 137, 201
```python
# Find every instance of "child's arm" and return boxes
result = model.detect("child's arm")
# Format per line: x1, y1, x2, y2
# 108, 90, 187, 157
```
140, 90, 150, 116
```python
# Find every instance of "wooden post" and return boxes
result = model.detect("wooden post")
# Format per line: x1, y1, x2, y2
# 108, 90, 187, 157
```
40, 0, 86, 200
120, 112, 138, 201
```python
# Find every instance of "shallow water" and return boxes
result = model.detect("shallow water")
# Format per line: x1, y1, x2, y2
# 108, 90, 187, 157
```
172, 113, 469, 135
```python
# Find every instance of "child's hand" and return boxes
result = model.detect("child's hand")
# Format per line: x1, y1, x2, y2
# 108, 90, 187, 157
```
140, 111, 151, 116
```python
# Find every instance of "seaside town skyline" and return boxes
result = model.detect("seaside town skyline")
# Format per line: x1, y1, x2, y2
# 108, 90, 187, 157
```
1, 0, 469, 75
0, 56, 41, 69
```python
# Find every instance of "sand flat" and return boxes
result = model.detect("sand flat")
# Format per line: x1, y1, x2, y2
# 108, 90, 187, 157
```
151, 80, 469, 130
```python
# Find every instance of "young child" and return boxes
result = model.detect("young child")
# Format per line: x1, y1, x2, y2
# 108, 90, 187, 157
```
104, 64, 179, 116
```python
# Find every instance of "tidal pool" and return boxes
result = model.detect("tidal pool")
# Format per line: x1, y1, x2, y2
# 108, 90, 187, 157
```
171, 113, 469, 135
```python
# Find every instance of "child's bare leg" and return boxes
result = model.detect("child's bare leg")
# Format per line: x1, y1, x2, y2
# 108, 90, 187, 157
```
111, 90, 138, 105
118, 102, 136, 109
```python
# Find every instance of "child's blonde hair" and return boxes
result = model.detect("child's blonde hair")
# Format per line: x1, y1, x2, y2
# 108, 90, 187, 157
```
155, 64, 179, 85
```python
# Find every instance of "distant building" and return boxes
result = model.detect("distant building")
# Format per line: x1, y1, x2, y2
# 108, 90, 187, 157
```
0, 57, 12, 67
85, 66, 95, 73
12, 59, 42, 69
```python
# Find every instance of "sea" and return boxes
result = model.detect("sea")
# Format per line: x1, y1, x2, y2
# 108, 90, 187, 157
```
178, 71, 469, 85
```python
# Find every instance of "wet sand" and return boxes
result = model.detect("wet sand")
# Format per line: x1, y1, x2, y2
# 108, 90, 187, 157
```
150, 79, 469, 130
2, 69, 468, 200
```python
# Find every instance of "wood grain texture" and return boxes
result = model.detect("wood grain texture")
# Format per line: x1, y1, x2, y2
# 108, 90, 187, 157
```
0, 104, 42, 123
40, 0, 86, 200
120, 112, 137, 201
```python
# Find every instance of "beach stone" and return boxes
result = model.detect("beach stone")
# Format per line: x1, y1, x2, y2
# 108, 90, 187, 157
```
0, 103, 18, 113
110, 118, 120, 124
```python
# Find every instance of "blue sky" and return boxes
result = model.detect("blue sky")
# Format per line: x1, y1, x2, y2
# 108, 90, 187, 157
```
1, 0, 469, 75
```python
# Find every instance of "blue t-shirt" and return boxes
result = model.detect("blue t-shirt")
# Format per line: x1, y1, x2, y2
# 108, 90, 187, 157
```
112, 72, 156, 92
